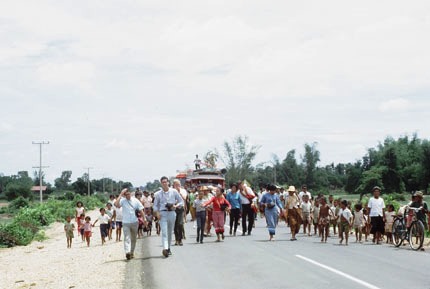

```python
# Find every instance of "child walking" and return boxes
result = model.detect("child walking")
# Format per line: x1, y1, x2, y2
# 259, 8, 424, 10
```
318, 197, 331, 243
312, 199, 320, 236
352, 203, 364, 243
384, 204, 396, 244
83, 216, 93, 247
64, 216, 75, 248
93, 208, 110, 245
78, 213, 85, 241
193, 191, 207, 244
301, 195, 312, 236
339, 200, 353, 245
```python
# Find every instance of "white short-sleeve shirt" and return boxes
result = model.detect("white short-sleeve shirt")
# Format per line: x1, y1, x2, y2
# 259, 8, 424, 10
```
368, 197, 385, 217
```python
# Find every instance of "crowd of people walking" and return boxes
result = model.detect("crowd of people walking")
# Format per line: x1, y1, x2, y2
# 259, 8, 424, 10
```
68, 177, 430, 260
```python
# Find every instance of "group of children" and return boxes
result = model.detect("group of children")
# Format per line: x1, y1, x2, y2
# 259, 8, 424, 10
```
64, 197, 162, 248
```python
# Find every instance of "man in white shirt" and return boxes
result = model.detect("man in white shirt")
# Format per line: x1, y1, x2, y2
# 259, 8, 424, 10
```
367, 186, 386, 245
153, 176, 184, 258
114, 188, 145, 260
298, 185, 312, 202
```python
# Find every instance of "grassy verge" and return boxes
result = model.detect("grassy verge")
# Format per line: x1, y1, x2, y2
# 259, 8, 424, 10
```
0, 193, 107, 248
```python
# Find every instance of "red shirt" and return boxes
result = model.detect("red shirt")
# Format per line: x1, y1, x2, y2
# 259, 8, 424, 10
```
204, 196, 231, 212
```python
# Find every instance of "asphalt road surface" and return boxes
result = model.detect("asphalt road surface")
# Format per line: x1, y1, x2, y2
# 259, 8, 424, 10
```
125, 218, 429, 289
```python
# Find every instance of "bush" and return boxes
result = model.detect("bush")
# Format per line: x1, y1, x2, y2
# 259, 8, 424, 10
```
5, 183, 33, 201
0, 195, 105, 247
8, 196, 30, 210
0, 223, 34, 247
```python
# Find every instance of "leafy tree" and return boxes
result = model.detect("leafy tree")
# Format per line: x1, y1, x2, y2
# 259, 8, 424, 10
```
301, 142, 320, 188
380, 145, 404, 193
54, 170, 72, 190
5, 183, 33, 201
280, 150, 303, 186
218, 135, 260, 185
144, 180, 161, 192
72, 177, 91, 195
357, 167, 384, 199
204, 150, 219, 168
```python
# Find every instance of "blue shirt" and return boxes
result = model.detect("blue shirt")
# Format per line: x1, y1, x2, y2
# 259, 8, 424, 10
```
226, 191, 242, 209
153, 188, 184, 212
119, 197, 144, 224
260, 193, 283, 211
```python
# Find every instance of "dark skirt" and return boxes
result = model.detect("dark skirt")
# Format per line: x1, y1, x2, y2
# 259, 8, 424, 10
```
370, 216, 384, 234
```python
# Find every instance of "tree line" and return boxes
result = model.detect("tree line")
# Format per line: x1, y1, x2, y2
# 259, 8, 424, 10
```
0, 170, 133, 201
219, 134, 430, 195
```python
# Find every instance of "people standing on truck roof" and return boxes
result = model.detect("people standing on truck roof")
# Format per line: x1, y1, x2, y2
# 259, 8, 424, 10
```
194, 154, 202, 170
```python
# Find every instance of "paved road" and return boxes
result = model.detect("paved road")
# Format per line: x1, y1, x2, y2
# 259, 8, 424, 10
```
125, 218, 429, 289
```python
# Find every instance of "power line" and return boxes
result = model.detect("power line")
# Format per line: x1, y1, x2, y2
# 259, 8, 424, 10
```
32, 141, 49, 203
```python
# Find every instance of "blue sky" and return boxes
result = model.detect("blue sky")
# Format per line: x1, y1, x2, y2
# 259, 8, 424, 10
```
1, 0, 430, 186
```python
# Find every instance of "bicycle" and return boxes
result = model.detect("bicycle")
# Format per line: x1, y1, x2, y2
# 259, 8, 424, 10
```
392, 206, 425, 251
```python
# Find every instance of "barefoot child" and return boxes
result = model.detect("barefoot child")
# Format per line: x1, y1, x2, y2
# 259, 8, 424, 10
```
301, 195, 312, 236
64, 216, 75, 248
318, 197, 331, 243
78, 213, 85, 241
339, 200, 353, 245
384, 204, 396, 244
352, 203, 364, 242
83, 216, 93, 247
312, 198, 320, 236
105, 203, 116, 241
92, 208, 110, 245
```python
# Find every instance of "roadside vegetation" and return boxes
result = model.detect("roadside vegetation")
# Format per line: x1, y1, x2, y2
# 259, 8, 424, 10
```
0, 193, 106, 248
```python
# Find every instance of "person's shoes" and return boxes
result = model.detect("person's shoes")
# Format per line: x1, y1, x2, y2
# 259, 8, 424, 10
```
175, 241, 178, 246
167, 248, 172, 255
178, 241, 183, 246
196, 237, 199, 243
130, 253, 134, 259
242, 232, 246, 236
162, 249, 169, 257
221, 233, 225, 240
126, 253, 131, 260
200, 240, 203, 244
248, 232, 251, 235
229, 229, 232, 235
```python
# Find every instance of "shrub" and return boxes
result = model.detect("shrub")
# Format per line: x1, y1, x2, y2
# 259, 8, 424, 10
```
5, 183, 33, 201
0, 195, 105, 247
0, 223, 34, 247
8, 196, 30, 210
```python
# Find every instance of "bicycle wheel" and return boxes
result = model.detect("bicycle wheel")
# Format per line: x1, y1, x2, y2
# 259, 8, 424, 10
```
408, 221, 425, 251
392, 218, 405, 247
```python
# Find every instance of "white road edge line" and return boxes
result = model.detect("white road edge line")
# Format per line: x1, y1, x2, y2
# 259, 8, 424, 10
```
295, 255, 381, 289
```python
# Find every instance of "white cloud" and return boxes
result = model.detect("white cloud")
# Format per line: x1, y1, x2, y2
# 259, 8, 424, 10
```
379, 98, 412, 112
36, 61, 95, 86
0, 122, 13, 133
1, 0, 430, 185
